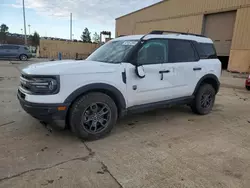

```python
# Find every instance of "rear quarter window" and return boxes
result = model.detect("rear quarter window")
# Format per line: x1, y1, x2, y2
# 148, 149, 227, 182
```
195, 43, 217, 59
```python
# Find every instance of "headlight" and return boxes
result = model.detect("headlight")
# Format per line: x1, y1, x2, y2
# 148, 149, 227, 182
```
20, 75, 60, 95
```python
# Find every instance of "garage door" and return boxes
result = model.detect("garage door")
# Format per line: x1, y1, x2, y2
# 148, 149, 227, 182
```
203, 11, 236, 56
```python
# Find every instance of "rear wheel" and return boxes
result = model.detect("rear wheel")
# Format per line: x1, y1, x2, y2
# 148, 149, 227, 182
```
191, 84, 216, 115
19, 54, 28, 61
246, 86, 250, 91
69, 92, 118, 140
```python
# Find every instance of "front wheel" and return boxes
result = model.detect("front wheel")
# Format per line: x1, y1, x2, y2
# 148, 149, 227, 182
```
246, 86, 250, 91
191, 84, 216, 115
69, 92, 118, 140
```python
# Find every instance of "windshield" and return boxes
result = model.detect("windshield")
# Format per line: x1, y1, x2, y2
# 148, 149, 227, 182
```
86, 40, 138, 63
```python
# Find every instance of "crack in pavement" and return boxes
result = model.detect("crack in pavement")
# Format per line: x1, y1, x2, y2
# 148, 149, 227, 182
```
100, 162, 123, 188
0, 121, 15, 127
81, 140, 123, 188
0, 152, 95, 183
0, 135, 123, 187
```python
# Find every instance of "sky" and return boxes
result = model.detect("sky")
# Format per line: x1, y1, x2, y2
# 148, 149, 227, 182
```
0, 0, 161, 40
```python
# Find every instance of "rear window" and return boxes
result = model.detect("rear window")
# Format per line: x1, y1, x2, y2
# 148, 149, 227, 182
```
195, 43, 217, 59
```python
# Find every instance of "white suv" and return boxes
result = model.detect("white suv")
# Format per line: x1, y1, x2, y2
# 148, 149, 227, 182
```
17, 31, 221, 140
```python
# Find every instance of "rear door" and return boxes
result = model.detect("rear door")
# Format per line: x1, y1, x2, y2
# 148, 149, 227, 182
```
161, 39, 201, 98
8, 45, 20, 57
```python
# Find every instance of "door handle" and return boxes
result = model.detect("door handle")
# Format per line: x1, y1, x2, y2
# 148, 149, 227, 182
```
159, 70, 170, 74
159, 70, 170, 80
193, 67, 202, 71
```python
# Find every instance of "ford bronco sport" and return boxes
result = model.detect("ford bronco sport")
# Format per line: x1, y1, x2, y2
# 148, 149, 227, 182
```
17, 30, 221, 140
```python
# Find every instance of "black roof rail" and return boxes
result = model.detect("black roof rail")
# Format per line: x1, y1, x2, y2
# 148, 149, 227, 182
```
149, 30, 206, 38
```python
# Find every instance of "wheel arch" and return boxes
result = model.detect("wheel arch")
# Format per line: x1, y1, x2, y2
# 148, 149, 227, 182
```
193, 74, 220, 95
64, 83, 126, 116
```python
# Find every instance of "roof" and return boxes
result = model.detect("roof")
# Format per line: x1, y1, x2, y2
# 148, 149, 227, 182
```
116, 1, 166, 20
112, 34, 213, 43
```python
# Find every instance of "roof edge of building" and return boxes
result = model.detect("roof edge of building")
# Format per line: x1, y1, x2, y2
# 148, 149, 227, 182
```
115, 0, 166, 20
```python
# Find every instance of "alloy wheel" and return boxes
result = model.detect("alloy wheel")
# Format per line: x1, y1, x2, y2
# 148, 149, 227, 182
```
201, 92, 213, 109
81, 102, 111, 134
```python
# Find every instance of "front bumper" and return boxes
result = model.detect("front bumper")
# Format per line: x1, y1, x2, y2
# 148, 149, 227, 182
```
17, 89, 70, 122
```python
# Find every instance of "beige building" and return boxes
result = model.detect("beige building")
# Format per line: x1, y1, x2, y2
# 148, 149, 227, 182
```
116, 0, 250, 73
39, 39, 100, 59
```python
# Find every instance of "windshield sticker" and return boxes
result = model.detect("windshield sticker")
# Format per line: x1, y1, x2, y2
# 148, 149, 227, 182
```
122, 41, 137, 46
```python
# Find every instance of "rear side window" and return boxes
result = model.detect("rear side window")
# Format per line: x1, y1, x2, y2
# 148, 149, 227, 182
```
195, 43, 217, 59
168, 40, 198, 62
2, 45, 19, 50
24, 47, 29, 51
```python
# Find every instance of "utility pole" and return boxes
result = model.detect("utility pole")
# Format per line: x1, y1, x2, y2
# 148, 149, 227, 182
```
28, 24, 31, 35
70, 13, 72, 41
22, 0, 27, 45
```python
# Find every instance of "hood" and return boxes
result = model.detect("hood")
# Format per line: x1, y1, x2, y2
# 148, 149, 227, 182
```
22, 60, 118, 75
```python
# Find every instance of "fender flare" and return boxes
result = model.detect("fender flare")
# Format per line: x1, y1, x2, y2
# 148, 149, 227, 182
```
193, 74, 220, 95
64, 83, 126, 110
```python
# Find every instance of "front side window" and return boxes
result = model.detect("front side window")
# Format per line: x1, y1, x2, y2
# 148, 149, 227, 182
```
87, 40, 137, 64
168, 40, 198, 62
136, 39, 168, 65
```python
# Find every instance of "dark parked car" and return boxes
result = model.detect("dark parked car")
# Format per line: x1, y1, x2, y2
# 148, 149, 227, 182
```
246, 75, 250, 90
0, 44, 32, 61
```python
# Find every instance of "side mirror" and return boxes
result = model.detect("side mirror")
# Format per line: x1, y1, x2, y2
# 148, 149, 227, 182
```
135, 65, 145, 78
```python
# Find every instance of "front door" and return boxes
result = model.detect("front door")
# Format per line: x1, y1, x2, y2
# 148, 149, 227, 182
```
125, 39, 170, 107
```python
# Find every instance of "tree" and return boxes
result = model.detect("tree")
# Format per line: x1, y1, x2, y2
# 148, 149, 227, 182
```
31, 31, 40, 47
0, 24, 9, 43
92, 32, 100, 43
81, 28, 91, 43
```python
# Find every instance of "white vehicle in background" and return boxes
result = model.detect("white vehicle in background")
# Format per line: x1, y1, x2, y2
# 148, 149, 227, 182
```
17, 30, 221, 140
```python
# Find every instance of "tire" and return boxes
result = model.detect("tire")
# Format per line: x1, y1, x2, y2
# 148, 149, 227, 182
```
19, 54, 28, 61
191, 84, 216, 115
246, 86, 250, 91
69, 92, 118, 140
